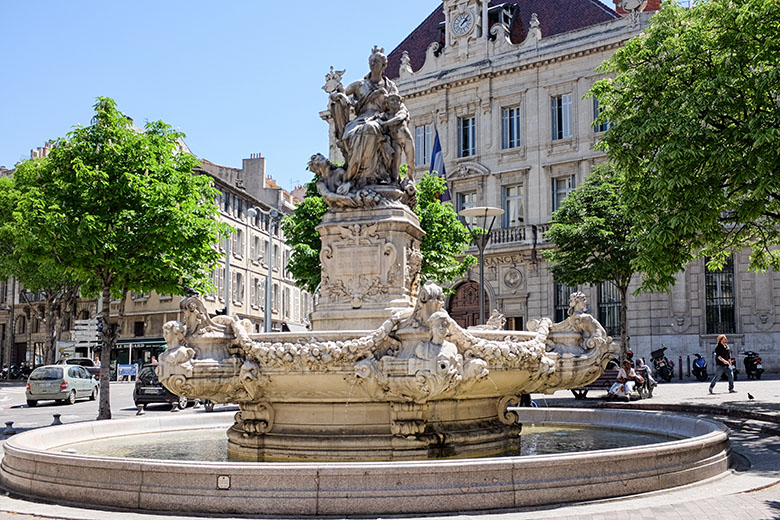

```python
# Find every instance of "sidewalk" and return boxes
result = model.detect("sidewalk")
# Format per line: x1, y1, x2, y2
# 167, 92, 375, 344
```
0, 376, 777, 519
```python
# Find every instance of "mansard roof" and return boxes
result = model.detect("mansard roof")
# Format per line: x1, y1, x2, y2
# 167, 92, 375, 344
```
386, 0, 618, 79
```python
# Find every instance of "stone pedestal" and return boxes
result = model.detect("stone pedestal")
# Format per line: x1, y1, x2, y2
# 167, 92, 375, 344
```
310, 205, 424, 331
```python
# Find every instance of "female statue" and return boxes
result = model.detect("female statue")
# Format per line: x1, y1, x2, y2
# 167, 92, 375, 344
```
328, 46, 400, 190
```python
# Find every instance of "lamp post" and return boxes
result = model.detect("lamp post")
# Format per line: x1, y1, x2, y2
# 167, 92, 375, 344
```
223, 235, 231, 316
458, 206, 504, 326
247, 207, 282, 333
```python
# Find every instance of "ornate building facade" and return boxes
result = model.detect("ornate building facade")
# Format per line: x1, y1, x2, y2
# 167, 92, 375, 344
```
322, 0, 778, 372
0, 148, 312, 374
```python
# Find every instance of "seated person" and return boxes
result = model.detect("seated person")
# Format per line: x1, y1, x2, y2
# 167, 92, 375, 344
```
634, 357, 657, 396
608, 360, 642, 401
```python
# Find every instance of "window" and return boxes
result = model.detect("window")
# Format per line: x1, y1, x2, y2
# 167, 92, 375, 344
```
457, 116, 476, 157
208, 268, 220, 299
597, 281, 621, 339
554, 282, 577, 323
0, 282, 6, 304
251, 235, 262, 263
272, 283, 279, 312
551, 93, 572, 140
592, 97, 612, 133
414, 124, 433, 165
131, 292, 149, 301
503, 184, 523, 227
552, 175, 575, 211
705, 256, 735, 334
501, 106, 522, 149
134, 321, 145, 337
232, 229, 244, 258
251, 277, 265, 308
283, 287, 291, 318
457, 191, 476, 226
217, 266, 225, 300
232, 272, 244, 304
274, 244, 281, 271
16, 315, 25, 334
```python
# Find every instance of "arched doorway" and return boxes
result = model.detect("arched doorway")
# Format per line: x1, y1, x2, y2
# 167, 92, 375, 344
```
448, 281, 489, 329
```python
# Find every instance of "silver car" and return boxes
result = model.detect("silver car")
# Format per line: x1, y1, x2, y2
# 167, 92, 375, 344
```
26, 365, 99, 407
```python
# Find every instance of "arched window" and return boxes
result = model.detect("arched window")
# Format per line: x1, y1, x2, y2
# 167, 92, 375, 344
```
15, 315, 25, 334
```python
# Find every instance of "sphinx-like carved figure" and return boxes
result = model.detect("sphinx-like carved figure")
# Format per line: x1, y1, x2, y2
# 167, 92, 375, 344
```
529, 291, 612, 358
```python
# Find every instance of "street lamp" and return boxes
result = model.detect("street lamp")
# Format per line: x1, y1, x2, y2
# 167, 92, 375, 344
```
458, 206, 504, 326
247, 206, 282, 333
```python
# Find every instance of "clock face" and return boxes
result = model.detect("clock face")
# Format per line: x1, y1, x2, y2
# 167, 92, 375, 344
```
621, 0, 646, 10
452, 10, 474, 37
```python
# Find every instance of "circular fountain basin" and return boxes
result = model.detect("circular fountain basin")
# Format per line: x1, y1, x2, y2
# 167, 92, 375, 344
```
0, 409, 730, 516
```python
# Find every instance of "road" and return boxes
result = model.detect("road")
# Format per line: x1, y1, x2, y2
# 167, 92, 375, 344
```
0, 381, 213, 434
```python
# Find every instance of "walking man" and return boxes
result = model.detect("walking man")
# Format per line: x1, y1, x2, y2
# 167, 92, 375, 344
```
709, 334, 736, 394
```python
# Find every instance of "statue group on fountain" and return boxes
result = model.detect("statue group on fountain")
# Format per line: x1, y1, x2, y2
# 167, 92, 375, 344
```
314, 46, 417, 209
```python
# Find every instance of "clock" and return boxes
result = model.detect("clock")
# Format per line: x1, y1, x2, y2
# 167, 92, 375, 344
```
451, 10, 475, 37
620, 0, 648, 11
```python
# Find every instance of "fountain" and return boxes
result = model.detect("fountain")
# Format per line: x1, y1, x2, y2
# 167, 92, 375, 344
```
0, 46, 731, 516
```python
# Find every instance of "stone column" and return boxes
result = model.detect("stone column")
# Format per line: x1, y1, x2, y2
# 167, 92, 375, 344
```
310, 205, 424, 331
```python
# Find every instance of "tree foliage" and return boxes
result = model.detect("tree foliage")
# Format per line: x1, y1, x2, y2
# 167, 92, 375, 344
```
12, 97, 227, 419
543, 164, 636, 355
0, 178, 81, 366
590, 0, 780, 291
281, 180, 327, 294
282, 172, 475, 293
415, 173, 476, 284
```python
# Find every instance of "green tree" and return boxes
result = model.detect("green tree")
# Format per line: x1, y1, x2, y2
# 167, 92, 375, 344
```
590, 0, 780, 291
0, 177, 81, 366
282, 172, 475, 293
12, 98, 227, 419
415, 173, 476, 285
543, 164, 636, 357
282, 180, 327, 294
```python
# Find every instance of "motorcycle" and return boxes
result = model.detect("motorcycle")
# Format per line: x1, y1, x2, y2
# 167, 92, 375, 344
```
650, 346, 674, 383
692, 353, 708, 382
744, 351, 764, 380
8, 362, 32, 380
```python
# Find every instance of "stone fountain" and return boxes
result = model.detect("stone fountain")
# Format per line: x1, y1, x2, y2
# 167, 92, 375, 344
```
155, 46, 620, 462
0, 46, 731, 516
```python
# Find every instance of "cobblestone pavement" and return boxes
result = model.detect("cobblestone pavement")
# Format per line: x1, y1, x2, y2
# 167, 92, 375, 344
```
0, 376, 777, 519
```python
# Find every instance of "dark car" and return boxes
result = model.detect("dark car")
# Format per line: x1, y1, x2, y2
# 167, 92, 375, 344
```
55, 357, 101, 378
133, 364, 190, 409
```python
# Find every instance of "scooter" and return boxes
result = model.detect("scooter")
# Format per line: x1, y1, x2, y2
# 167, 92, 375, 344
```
651, 346, 674, 382
692, 353, 708, 381
744, 351, 764, 380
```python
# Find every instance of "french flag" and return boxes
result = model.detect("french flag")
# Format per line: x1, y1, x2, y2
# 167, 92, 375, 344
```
431, 128, 451, 202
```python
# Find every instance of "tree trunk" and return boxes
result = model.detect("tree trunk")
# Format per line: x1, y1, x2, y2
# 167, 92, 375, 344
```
97, 285, 113, 420
618, 284, 629, 362
44, 295, 57, 365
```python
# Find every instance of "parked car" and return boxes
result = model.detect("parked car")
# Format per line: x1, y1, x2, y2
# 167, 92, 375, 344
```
26, 365, 99, 407
55, 357, 101, 378
133, 363, 190, 409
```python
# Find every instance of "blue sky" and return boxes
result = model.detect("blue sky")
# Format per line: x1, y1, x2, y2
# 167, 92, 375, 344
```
0, 1, 614, 191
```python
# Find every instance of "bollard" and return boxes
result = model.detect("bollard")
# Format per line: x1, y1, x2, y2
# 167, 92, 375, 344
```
3, 421, 16, 435
136, 404, 145, 416
679, 355, 683, 380
51, 414, 62, 426
170, 403, 180, 413
686, 355, 691, 377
